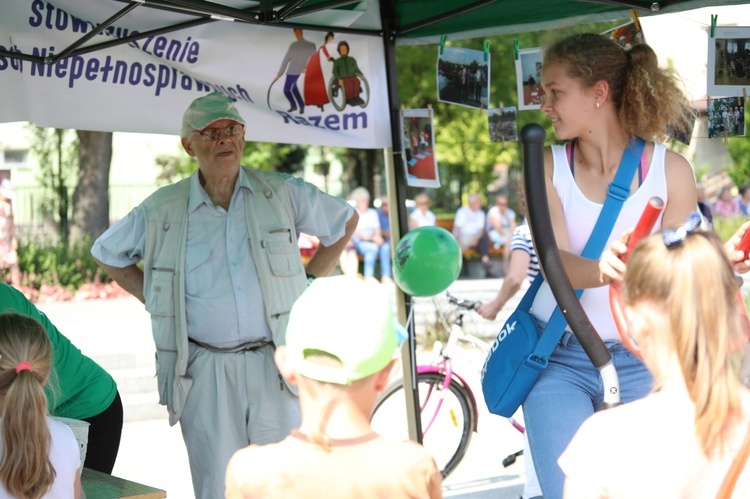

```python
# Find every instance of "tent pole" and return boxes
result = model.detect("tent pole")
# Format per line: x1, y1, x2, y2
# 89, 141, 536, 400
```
381, 0, 422, 443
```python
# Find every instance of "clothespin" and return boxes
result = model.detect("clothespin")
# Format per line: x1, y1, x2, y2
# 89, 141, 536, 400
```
711, 14, 717, 38
630, 9, 641, 32
513, 39, 519, 60
483, 41, 490, 62
439, 35, 447, 55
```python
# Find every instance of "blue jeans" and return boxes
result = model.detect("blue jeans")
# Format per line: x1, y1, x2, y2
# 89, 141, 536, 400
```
522, 332, 653, 499
353, 240, 391, 278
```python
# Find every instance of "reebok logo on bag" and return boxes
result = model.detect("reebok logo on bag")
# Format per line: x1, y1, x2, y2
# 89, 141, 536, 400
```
481, 319, 518, 378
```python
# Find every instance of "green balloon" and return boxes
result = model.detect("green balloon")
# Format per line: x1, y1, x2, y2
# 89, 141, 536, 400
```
393, 226, 462, 297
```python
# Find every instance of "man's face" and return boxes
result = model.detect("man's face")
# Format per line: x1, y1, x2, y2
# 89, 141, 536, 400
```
181, 119, 245, 177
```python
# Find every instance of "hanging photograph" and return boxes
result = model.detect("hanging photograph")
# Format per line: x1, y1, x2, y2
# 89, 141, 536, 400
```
488, 106, 518, 142
437, 46, 490, 109
708, 26, 750, 97
601, 20, 646, 49
707, 96, 745, 138
515, 48, 543, 111
401, 108, 440, 188
667, 107, 698, 146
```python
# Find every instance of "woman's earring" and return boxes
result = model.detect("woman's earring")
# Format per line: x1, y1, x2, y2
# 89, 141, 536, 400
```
595, 101, 601, 109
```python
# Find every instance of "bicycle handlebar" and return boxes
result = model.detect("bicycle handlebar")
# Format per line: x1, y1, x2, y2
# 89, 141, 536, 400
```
445, 292, 481, 311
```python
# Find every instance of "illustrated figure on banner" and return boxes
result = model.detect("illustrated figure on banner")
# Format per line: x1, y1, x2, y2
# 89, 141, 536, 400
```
274, 29, 316, 114
303, 32, 336, 112
332, 41, 366, 108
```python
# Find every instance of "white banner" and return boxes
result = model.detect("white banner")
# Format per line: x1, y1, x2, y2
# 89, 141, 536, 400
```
0, 0, 392, 148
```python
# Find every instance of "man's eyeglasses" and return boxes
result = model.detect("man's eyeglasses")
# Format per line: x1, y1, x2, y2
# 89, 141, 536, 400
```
194, 124, 244, 141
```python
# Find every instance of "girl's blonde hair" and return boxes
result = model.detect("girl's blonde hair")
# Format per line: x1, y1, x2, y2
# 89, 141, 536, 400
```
543, 33, 692, 142
624, 230, 744, 456
0, 313, 55, 499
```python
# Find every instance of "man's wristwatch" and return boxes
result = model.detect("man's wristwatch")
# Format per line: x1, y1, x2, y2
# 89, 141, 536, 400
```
306, 273, 316, 285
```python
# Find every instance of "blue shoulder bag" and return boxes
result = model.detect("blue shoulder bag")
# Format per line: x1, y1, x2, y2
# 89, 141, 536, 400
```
481, 138, 645, 417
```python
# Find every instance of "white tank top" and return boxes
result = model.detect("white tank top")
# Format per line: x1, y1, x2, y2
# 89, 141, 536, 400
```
531, 142, 669, 341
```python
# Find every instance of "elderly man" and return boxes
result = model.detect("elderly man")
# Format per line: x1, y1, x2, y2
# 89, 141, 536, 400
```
486, 195, 516, 274
91, 91, 357, 499
453, 193, 493, 275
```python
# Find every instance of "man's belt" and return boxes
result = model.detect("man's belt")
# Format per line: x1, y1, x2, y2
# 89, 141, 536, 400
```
187, 337, 273, 353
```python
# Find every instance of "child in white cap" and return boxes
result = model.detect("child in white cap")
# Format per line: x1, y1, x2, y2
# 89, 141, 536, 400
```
225, 275, 442, 498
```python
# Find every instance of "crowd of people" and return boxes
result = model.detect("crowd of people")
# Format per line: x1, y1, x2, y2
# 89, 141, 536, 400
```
697, 181, 750, 224
2, 31, 750, 499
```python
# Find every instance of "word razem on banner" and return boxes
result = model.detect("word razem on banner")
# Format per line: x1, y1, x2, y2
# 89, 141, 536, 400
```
0, 0, 391, 148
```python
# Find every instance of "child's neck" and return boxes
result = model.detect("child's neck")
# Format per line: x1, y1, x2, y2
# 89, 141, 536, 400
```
298, 393, 376, 440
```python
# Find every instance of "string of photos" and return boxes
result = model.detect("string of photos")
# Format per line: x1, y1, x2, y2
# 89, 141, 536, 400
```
404, 10, 750, 189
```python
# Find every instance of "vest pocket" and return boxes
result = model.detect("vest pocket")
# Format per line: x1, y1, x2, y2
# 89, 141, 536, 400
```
261, 226, 304, 276
145, 268, 175, 317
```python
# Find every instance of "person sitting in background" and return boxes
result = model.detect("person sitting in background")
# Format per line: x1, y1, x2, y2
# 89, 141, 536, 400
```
453, 194, 492, 273
739, 185, 750, 216
0, 179, 21, 289
225, 276, 442, 498
409, 193, 436, 229
697, 183, 714, 228
714, 185, 741, 219
0, 312, 82, 499
339, 187, 392, 284
486, 195, 516, 274
561, 216, 750, 498
0, 282, 122, 474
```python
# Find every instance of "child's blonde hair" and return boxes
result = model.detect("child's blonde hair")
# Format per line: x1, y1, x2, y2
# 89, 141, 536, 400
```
625, 230, 744, 456
543, 33, 692, 142
0, 313, 55, 499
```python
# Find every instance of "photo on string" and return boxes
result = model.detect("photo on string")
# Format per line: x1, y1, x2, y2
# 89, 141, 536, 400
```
488, 106, 518, 143
401, 108, 440, 188
708, 26, 750, 97
515, 48, 543, 111
707, 96, 745, 138
437, 46, 490, 109
601, 20, 646, 48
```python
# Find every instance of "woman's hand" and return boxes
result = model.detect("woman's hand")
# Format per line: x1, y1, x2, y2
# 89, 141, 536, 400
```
726, 220, 750, 274
477, 300, 501, 321
599, 229, 631, 285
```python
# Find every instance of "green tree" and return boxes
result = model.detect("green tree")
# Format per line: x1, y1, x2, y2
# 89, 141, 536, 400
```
26, 125, 78, 244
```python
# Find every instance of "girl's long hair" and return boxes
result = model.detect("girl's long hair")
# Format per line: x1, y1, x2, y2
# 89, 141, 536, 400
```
625, 230, 744, 456
543, 33, 693, 142
0, 313, 55, 498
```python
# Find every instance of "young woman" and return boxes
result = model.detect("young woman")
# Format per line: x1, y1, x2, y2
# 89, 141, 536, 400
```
523, 33, 696, 498
0, 312, 81, 498
560, 219, 750, 498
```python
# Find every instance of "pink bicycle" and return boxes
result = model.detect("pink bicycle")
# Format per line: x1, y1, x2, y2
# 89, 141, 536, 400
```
369, 292, 525, 478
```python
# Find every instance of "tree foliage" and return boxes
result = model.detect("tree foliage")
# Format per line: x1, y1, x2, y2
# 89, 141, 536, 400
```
25, 125, 78, 244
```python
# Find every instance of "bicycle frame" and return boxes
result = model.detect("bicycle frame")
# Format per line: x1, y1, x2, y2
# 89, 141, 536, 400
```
417, 362, 480, 435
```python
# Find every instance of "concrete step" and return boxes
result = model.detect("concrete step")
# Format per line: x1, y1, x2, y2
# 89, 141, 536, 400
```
91, 351, 154, 371
120, 392, 167, 423
109, 366, 157, 396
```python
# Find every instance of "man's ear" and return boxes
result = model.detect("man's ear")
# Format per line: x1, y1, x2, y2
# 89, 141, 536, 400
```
274, 346, 299, 386
181, 137, 196, 157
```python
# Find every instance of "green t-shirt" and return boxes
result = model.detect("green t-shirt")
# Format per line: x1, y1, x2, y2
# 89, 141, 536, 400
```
0, 283, 117, 419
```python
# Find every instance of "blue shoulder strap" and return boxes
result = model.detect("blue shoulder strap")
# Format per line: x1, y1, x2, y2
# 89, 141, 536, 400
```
524, 138, 646, 360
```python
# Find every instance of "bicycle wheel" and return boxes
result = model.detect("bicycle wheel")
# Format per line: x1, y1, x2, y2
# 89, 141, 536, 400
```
370, 372, 475, 478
